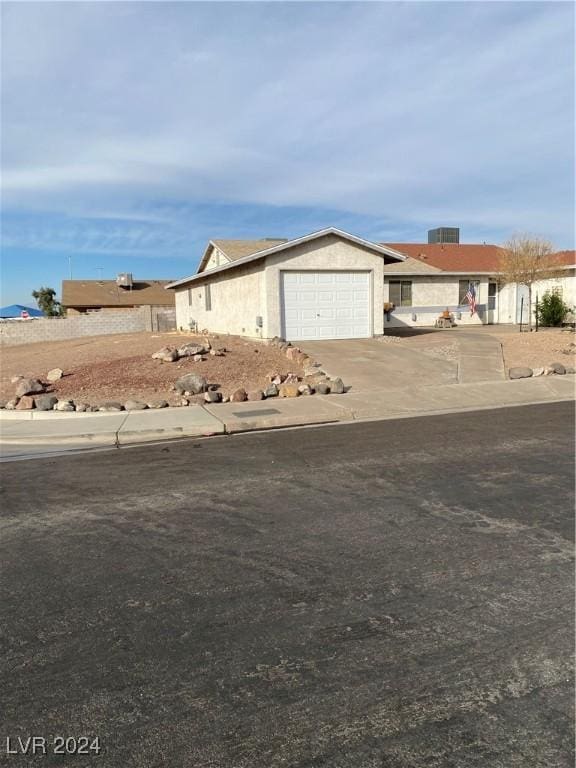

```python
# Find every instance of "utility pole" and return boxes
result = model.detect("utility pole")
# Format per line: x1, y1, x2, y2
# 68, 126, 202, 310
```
68, 254, 73, 279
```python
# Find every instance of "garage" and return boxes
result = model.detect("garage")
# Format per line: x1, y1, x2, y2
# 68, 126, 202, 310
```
281, 271, 371, 341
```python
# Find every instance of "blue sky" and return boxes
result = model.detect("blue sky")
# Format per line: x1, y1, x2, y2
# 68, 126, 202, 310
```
1, 1, 574, 306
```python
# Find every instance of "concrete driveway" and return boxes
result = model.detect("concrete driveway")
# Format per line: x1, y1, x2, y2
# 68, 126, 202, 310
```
300, 337, 458, 393
301, 330, 506, 393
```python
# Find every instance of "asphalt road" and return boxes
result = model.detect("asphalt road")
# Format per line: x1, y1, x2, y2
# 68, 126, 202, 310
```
1, 402, 574, 768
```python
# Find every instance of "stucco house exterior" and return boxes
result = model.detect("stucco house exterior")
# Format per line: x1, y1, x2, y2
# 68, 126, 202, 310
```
167, 228, 575, 340
167, 229, 407, 340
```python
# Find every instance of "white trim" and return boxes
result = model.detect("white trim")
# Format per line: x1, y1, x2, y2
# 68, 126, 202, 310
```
166, 228, 406, 290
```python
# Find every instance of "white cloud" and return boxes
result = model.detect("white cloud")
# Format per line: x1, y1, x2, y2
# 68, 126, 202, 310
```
1, 1, 574, 246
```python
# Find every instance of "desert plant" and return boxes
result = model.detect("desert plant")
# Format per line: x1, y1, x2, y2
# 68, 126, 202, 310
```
536, 290, 570, 327
31, 287, 63, 317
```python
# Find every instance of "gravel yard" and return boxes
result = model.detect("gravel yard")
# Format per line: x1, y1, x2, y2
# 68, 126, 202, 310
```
0, 332, 305, 406
488, 328, 576, 370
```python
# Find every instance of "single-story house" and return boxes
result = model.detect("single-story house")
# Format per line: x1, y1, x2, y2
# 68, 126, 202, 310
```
382, 244, 575, 328
166, 228, 575, 341
62, 274, 176, 315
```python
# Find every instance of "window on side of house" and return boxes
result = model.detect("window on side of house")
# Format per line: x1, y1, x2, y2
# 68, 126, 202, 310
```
205, 283, 212, 311
389, 280, 412, 307
458, 279, 480, 305
188, 288, 192, 306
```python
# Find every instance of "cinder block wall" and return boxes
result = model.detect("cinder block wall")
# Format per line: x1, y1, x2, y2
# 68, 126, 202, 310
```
0, 308, 151, 346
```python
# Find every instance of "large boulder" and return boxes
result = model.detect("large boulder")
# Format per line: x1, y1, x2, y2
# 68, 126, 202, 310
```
264, 384, 279, 398
509, 367, 533, 380
124, 400, 148, 411
279, 384, 299, 398
46, 368, 64, 382
175, 373, 207, 395
35, 394, 58, 411
329, 377, 345, 394
247, 390, 264, 401
152, 347, 179, 363
15, 395, 35, 410
549, 361, 566, 375
230, 388, 247, 402
99, 402, 124, 412
204, 390, 222, 403
177, 343, 207, 358
147, 399, 169, 409
15, 378, 44, 397
55, 400, 75, 412
316, 382, 331, 395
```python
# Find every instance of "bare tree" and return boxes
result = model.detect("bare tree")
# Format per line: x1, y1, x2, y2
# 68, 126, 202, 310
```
499, 235, 561, 331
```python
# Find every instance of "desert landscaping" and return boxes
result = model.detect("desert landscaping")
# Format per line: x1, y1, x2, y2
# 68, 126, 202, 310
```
0, 331, 343, 412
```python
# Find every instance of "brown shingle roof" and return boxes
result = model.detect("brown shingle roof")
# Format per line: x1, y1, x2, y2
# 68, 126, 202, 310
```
212, 239, 288, 261
381, 243, 506, 272
62, 280, 175, 308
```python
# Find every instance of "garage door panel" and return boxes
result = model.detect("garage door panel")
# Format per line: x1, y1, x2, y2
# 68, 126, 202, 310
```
282, 271, 370, 341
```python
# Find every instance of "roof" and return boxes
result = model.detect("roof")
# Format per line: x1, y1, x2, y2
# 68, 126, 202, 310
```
62, 279, 176, 308
381, 243, 575, 274
167, 228, 406, 290
213, 239, 288, 261
381, 243, 506, 273
0, 304, 44, 318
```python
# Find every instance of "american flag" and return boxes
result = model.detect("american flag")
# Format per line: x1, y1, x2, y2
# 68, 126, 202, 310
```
465, 283, 477, 315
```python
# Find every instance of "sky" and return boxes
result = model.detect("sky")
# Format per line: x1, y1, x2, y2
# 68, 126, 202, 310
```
1, 1, 574, 307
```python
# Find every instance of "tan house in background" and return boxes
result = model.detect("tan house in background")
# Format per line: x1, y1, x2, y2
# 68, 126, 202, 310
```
62, 274, 175, 315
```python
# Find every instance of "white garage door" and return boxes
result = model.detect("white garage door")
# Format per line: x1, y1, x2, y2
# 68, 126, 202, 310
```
281, 271, 371, 341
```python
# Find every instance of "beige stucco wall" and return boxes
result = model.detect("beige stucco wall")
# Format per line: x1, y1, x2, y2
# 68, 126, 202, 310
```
264, 234, 386, 337
175, 234, 389, 338
174, 263, 265, 337
384, 276, 489, 327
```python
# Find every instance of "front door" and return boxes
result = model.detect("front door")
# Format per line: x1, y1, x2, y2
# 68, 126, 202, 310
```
487, 282, 497, 324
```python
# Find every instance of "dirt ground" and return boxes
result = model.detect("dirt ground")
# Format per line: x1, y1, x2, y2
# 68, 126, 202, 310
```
389, 326, 576, 369
480, 328, 576, 369
0, 332, 305, 406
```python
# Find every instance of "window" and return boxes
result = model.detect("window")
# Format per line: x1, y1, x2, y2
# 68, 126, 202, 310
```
458, 279, 480, 306
188, 288, 192, 306
389, 280, 412, 307
204, 283, 212, 311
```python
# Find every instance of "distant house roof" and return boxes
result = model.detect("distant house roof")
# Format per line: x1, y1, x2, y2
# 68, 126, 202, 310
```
381, 243, 506, 273
62, 279, 176, 308
0, 304, 44, 318
381, 243, 575, 274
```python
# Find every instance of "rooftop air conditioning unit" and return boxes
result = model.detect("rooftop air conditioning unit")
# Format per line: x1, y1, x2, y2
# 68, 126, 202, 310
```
116, 272, 133, 288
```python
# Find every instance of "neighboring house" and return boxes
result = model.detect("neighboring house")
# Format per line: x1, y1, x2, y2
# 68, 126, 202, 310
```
382, 243, 575, 328
166, 228, 575, 341
62, 274, 176, 315
0, 304, 44, 319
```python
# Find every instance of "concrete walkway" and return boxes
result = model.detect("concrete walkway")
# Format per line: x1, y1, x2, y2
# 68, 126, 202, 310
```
1, 376, 574, 459
454, 332, 506, 384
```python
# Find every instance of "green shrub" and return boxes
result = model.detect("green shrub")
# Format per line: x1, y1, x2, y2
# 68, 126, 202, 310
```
536, 290, 569, 327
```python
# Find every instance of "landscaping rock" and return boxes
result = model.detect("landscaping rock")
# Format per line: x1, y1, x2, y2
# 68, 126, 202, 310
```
209, 348, 225, 356
99, 402, 124, 412
508, 367, 533, 380
75, 403, 90, 412
315, 382, 331, 395
15, 395, 35, 410
10, 375, 23, 384
286, 347, 300, 361
5, 399, 19, 410
543, 366, 556, 376
175, 373, 208, 395
264, 384, 279, 398
192, 354, 204, 362
204, 390, 222, 403
147, 399, 169, 409
284, 373, 300, 385
549, 361, 566, 375
55, 400, 75, 412
124, 400, 148, 411
179, 398, 189, 406
152, 347, 179, 362
35, 394, 58, 411
247, 390, 264, 401
329, 377, 345, 394
230, 388, 247, 402
0, 400, 7, 409
177, 343, 207, 357
532, 367, 545, 377
46, 368, 64, 382
565, 366, 576, 374
298, 384, 312, 395
15, 378, 44, 397
279, 384, 299, 398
